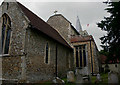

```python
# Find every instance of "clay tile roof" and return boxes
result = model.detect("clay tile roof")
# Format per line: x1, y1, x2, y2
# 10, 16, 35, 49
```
71, 35, 99, 51
70, 35, 93, 43
17, 2, 72, 49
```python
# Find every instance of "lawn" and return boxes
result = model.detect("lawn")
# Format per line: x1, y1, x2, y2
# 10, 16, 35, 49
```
62, 73, 108, 85
91, 73, 108, 84
38, 73, 108, 85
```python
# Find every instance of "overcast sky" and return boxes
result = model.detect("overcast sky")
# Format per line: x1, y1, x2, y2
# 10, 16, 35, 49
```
0, 0, 112, 50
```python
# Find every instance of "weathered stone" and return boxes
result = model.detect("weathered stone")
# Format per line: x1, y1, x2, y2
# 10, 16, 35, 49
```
75, 67, 89, 75
52, 77, 65, 84
76, 73, 83, 84
0, 1, 74, 83
47, 14, 79, 43
72, 39, 100, 74
95, 73, 102, 83
108, 71, 119, 84
67, 71, 75, 82
47, 14, 100, 75
96, 73, 101, 81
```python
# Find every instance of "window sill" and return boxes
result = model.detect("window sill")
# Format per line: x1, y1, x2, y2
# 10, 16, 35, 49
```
0, 54, 10, 57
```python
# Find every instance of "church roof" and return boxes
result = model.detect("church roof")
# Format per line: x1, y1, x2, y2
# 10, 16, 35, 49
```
70, 35, 94, 43
71, 35, 99, 51
17, 2, 72, 49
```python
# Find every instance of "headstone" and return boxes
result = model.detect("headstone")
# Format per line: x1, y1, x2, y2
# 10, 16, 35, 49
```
75, 67, 89, 75
95, 73, 102, 83
108, 71, 119, 84
96, 73, 101, 82
75, 68, 91, 83
76, 74, 83, 85
67, 71, 75, 83
52, 77, 65, 84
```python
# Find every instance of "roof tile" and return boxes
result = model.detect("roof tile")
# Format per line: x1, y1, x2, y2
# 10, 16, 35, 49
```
17, 2, 72, 49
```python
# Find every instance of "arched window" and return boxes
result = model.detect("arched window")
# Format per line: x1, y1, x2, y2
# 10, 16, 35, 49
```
45, 43, 49, 64
45, 43, 50, 64
75, 46, 79, 67
2, 14, 11, 54
83, 45, 86, 67
79, 46, 82, 67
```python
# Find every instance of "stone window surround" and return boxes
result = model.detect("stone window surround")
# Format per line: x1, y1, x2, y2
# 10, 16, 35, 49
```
75, 44, 87, 68
1, 14, 11, 55
44, 42, 50, 64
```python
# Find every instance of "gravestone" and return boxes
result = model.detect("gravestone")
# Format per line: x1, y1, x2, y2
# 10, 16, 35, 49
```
95, 73, 102, 83
75, 68, 91, 83
52, 77, 65, 84
75, 67, 89, 75
67, 71, 75, 83
96, 73, 101, 82
108, 71, 119, 84
76, 73, 83, 84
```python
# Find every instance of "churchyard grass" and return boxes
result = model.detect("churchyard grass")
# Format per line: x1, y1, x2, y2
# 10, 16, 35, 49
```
62, 77, 76, 85
40, 73, 109, 85
91, 73, 108, 84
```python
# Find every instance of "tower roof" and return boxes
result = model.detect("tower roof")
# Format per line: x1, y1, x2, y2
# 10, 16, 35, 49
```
76, 16, 82, 32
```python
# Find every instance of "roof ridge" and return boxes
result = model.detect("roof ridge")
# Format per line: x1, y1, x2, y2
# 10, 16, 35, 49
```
17, 2, 72, 49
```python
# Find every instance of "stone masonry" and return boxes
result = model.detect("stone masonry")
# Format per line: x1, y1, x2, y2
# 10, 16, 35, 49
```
0, 1, 74, 83
47, 14, 79, 44
47, 14, 100, 74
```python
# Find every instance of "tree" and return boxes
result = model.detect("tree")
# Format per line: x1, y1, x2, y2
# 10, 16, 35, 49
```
97, 1, 120, 62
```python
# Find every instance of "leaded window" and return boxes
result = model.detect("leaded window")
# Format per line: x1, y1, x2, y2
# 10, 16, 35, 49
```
2, 14, 11, 54
75, 45, 87, 68
45, 43, 50, 64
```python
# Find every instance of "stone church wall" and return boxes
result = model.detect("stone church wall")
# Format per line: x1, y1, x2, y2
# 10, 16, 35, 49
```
72, 41, 99, 74
47, 15, 79, 43
2, 56, 22, 80
1, 2, 29, 81
47, 15, 70, 41
1, 2, 74, 83
1, 2, 29, 56
25, 28, 74, 82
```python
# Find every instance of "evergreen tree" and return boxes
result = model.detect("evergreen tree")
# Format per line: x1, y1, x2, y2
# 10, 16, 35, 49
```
97, 1, 120, 63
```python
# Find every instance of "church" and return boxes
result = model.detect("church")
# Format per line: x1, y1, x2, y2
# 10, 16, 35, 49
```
0, 1, 74, 83
0, 0, 100, 83
47, 14, 100, 75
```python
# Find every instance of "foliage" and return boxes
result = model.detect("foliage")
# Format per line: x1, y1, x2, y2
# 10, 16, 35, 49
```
99, 50, 109, 56
97, 1, 120, 62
